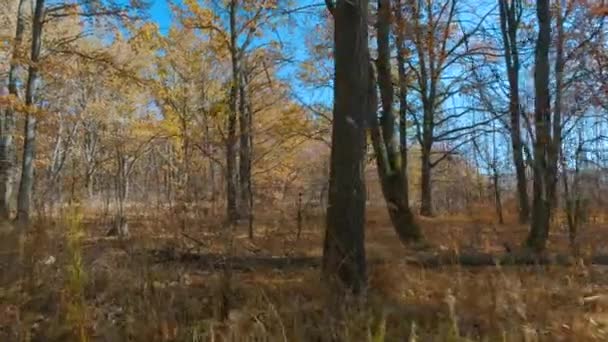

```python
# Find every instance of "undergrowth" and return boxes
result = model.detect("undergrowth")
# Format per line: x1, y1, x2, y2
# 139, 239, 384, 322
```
1, 206, 608, 341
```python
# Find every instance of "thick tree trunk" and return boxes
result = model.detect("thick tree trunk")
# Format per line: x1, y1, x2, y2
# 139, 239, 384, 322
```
16, 0, 45, 224
322, 0, 369, 295
369, 0, 422, 243
526, 0, 552, 251
376, 162, 422, 241
0, 0, 27, 219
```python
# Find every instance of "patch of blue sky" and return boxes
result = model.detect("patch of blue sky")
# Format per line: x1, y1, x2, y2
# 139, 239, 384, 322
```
147, 0, 330, 106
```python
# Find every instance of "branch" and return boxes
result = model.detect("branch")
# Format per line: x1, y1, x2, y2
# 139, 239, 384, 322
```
325, 0, 335, 15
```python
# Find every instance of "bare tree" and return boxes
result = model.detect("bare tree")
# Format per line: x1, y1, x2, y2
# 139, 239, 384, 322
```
498, 0, 530, 223
407, 0, 492, 216
369, 0, 422, 242
472, 127, 505, 224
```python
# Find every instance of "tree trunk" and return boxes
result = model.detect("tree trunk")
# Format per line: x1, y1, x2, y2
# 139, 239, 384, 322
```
238, 69, 252, 221
369, 0, 422, 243
420, 141, 433, 217
512, 135, 529, 223
395, 0, 410, 197
493, 171, 504, 224
16, 0, 45, 224
110, 153, 130, 237
526, 0, 551, 251
498, 0, 529, 224
85, 170, 95, 199
0, 0, 27, 220
548, 0, 565, 211
225, 0, 239, 224
322, 0, 369, 295
563, 143, 581, 250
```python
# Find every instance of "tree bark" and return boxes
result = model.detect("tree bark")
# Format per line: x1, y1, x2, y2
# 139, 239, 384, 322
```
16, 0, 45, 224
238, 68, 252, 222
548, 0, 565, 211
420, 139, 433, 217
395, 0, 410, 197
369, 0, 422, 243
0, 0, 27, 219
498, 0, 529, 224
492, 170, 504, 224
322, 0, 369, 295
225, 0, 239, 224
526, 0, 552, 251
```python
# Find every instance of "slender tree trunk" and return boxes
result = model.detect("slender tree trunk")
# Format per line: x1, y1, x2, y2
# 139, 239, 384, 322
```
563, 142, 582, 250
512, 136, 529, 222
509, 77, 529, 224
85, 170, 95, 199
179, 116, 191, 198
493, 171, 504, 224
238, 69, 252, 221
0, 0, 27, 219
369, 0, 422, 243
526, 0, 551, 251
82, 123, 99, 200
16, 0, 45, 224
322, 0, 369, 295
207, 131, 217, 205
490, 124, 504, 225
245, 73, 255, 238
548, 0, 565, 210
110, 152, 130, 237
395, 0, 410, 196
225, 0, 239, 224
498, 0, 529, 224
420, 140, 433, 217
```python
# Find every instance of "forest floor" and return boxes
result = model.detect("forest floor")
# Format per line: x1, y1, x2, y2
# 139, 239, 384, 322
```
2, 205, 608, 341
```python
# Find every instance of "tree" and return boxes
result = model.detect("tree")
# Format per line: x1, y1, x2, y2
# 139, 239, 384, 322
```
16, 0, 45, 224
472, 125, 506, 224
526, 0, 552, 251
0, 0, 26, 220
321, 0, 369, 295
497, 0, 530, 224
406, 0, 491, 216
8, 0, 148, 223
369, 0, 422, 242
182, 0, 281, 224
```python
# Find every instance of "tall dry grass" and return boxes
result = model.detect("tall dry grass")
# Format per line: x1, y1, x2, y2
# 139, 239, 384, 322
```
0, 202, 607, 341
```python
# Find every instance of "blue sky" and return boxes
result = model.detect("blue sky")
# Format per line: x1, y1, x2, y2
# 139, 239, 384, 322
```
149, 0, 173, 33
145, 0, 330, 106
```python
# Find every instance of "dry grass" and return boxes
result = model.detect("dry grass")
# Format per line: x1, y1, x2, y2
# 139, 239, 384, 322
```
1, 204, 608, 341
